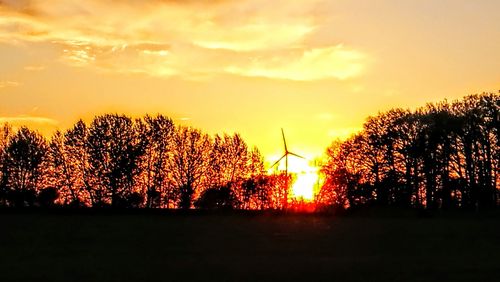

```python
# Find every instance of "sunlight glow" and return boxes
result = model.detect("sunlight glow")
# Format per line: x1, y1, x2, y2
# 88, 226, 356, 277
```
268, 156, 320, 202
291, 170, 318, 201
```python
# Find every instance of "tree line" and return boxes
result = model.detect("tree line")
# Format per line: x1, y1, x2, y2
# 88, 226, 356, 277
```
1, 92, 497, 212
0, 115, 291, 210
318, 93, 499, 211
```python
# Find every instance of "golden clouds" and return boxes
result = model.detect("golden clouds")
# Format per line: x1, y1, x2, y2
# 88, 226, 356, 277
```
0, 0, 368, 81
225, 45, 366, 81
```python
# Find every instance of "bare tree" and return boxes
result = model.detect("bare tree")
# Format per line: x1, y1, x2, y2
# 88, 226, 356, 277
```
2, 127, 47, 207
170, 126, 211, 209
0, 123, 13, 206
86, 114, 146, 207
138, 115, 176, 208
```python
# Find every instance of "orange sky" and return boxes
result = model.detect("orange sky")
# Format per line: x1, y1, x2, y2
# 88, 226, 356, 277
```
0, 0, 499, 168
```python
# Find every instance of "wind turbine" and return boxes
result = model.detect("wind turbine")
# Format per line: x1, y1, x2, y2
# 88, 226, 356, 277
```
271, 129, 305, 209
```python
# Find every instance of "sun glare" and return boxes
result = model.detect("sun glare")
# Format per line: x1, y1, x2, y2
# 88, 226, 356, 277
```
288, 157, 323, 202
267, 154, 321, 202
291, 169, 319, 201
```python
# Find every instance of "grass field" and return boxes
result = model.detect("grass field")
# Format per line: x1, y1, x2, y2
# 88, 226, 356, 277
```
1, 210, 500, 281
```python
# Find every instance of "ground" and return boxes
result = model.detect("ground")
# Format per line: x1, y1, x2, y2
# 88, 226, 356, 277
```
1, 210, 500, 281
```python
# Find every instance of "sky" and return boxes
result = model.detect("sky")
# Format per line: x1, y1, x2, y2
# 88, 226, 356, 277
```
0, 0, 499, 168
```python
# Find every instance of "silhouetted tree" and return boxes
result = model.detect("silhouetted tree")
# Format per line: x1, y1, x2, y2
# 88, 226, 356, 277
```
170, 126, 211, 209
38, 187, 59, 208
194, 186, 238, 210
320, 92, 499, 211
204, 134, 267, 209
86, 114, 146, 207
47, 130, 84, 206
138, 115, 176, 208
0, 114, 278, 210
206, 134, 249, 188
238, 148, 266, 209
2, 127, 47, 207
255, 172, 291, 210
61, 120, 92, 206
0, 92, 495, 212
0, 123, 13, 206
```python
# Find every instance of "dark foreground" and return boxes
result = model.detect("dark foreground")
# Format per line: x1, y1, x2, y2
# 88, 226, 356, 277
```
1, 210, 500, 282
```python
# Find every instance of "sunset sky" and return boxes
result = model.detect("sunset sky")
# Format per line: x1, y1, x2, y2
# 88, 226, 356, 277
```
0, 0, 499, 167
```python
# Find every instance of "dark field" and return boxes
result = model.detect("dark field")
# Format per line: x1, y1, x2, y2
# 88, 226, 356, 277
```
1, 210, 500, 282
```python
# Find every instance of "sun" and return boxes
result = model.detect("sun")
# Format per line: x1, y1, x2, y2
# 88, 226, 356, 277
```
267, 151, 321, 202
288, 158, 320, 202
291, 170, 318, 201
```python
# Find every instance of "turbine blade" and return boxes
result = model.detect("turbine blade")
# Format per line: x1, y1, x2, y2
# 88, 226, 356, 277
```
288, 151, 305, 159
281, 128, 288, 152
270, 154, 286, 169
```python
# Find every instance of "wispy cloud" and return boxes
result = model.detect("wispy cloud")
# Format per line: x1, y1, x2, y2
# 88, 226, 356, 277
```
0, 115, 60, 136
24, 65, 46, 71
0, 115, 59, 126
0, 0, 369, 81
225, 45, 366, 81
0, 80, 20, 88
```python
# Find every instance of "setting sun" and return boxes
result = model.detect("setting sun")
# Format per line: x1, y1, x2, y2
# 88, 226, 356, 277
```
268, 152, 321, 202
291, 170, 319, 201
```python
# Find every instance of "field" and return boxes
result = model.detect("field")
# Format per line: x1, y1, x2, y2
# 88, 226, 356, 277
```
1, 210, 500, 282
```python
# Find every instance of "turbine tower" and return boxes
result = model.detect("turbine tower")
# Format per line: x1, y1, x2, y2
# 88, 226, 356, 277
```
271, 128, 304, 209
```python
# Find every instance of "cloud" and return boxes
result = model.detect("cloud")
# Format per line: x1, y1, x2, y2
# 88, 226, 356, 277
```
24, 65, 46, 71
0, 115, 59, 126
0, 0, 369, 81
0, 115, 60, 136
0, 80, 20, 88
225, 45, 366, 81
